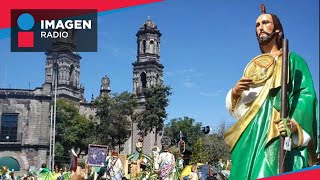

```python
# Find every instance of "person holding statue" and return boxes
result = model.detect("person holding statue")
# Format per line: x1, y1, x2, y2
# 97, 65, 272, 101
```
129, 138, 144, 179
224, 4, 319, 180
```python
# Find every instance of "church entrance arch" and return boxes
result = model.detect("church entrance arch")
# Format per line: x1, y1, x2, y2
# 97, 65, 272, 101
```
0, 151, 28, 170
0, 157, 20, 171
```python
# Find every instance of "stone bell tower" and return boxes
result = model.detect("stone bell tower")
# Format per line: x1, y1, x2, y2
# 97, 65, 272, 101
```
128, 18, 164, 154
43, 30, 85, 101
132, 18, 164, 98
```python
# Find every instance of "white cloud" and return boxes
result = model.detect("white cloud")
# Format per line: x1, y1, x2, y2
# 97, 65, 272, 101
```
199, 89, 225, 97
199, 92, 217, 97
183, 82, 194, 88
165, 68, 204, 88
179, 68, 194, 73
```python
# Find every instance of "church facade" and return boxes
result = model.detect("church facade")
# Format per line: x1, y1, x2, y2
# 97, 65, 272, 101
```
0, 19, 164, 172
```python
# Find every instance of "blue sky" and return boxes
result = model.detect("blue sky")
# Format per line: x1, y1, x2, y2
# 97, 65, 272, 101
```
0, 0, 319, 130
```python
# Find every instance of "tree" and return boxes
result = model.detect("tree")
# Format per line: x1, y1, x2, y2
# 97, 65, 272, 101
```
164, 117, 204, 165
136, 84, 172, 143
55, 99, 96, 164
164, 117, 204, 149
94, 92, 137, 151
190, 137, 209, 164
204, 122, 230, 164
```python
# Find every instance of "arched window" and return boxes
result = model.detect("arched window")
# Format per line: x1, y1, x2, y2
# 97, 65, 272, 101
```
140, 72, 147, 88
142, 40, 146, 53
157, 42, 159, 54
69, 64, 75, 86
156, 74, 160, 84
150, 40, 155, 53
138, 40, 141, 54
53, 60, 59, 84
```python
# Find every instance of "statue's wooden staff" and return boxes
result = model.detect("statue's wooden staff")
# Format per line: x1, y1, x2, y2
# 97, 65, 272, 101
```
280, 39, 289, 173
260, 4, 289, 173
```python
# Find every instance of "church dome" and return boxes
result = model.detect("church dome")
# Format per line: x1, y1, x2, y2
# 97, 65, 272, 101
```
137, 18, 161, 37
140, 19, 158, 30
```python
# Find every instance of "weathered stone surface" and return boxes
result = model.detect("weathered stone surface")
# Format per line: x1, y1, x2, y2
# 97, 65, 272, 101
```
0, 18, 165, 171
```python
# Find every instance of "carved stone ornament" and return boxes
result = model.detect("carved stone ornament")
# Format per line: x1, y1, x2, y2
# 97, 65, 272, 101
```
101, 75, 110, 90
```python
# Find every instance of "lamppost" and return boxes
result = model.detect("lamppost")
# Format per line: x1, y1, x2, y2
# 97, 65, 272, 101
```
49, 52, 58, 170
52, 53, 58, 170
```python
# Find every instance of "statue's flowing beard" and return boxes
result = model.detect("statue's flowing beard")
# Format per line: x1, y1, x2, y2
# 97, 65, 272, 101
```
257, 30, 277, 46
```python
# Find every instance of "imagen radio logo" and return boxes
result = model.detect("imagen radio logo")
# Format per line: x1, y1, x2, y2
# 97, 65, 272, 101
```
11, 9, 97, 52
17, 13, 35, 48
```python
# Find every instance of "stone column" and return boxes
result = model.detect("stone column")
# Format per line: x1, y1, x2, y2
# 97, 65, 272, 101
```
37, 149, 48, 168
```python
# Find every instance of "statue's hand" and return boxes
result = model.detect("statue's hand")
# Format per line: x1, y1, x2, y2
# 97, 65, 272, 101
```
232, 77, 253, 96
274, 118, 298, 136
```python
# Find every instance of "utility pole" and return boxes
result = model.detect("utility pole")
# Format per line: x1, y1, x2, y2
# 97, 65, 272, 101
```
49, 52, 58, 170
52, 54, 58, 170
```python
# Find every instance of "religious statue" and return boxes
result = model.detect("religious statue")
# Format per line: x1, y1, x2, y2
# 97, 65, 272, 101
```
129, 138, 144, 179
152, 145, 160, 171
101, 75, 110, 90
224, 4, 319, 180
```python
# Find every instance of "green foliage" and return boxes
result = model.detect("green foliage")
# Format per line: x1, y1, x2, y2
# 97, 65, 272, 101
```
55, 99, 96, 164
54, 142, 66, 164
135, 84, 172, 139
164, 116, 204, 148
164, 118, 231, 165
94, 91, 137, 149
190, 137, 209, 164
204, 122, 230, 163
56, 99, 95, 156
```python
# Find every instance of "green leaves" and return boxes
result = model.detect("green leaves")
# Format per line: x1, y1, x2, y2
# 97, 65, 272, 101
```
93, 91, 137, 149
190, 137, 209, 164
55, 99, 96, 164
164, 117, 203, 147
164, 118, 231, 165
135, 84, 172, 139
203, 123, 230, 164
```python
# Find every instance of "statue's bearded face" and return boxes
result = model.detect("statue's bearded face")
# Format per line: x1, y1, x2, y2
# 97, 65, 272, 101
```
256, 14, 277, 46
136, 142, 143, 152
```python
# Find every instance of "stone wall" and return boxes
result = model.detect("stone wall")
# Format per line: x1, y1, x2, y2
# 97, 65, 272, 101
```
0, 89, 51, 170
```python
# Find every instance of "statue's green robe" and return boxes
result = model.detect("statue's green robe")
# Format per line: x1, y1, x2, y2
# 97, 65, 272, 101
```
225, 52, 319, 180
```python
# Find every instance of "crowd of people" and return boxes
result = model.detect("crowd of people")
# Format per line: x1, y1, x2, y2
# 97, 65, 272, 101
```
0, 141, 231, 180
0, 163, 73, 180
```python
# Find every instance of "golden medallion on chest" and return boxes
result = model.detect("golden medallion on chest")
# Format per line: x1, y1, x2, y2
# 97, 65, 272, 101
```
244, 54, 276, 85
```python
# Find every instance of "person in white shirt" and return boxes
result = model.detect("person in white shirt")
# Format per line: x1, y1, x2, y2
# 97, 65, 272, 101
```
107, 151, 122, 180
157, 145, 175, 180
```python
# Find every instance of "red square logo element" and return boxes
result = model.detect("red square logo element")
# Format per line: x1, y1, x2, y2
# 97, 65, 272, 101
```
18, 32, 34, 48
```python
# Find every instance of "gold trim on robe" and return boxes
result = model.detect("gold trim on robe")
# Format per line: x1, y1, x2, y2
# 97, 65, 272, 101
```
225, 54, 290, 151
